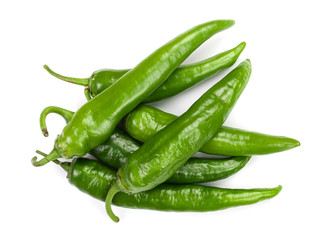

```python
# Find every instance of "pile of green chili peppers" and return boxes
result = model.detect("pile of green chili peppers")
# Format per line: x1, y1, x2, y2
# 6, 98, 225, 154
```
32, 20, 300, 222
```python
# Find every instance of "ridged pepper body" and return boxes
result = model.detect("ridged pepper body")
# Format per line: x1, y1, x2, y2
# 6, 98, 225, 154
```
124, 105, 300, 156
117, 60, 251, 193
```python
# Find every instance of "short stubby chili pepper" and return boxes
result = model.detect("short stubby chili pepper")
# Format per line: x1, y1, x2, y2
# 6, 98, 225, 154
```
105, 59, 252, 222
124, 105, 300, 156
31, 20, 235, 166
44, 42, 246, 102
39, 107, 251, 183
54, 157, 281, 216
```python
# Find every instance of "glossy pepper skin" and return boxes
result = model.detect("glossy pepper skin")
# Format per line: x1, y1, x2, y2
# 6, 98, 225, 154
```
43, 42, 246, 102
124, 105, 300, 156
39, 108, 251, 183
106, 60, 252, 222
90, 128, 251, 183
32, 20, 235, 166
167, 156, 250, 184
57, 157, 281, 213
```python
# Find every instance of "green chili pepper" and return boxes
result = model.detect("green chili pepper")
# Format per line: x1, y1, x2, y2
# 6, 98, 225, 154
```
44, 42, 245, 102
166, 156, 250, 184
40, 107, 250, 183
90, 128, 251, 184
54, 157, 281, 215
105, 59, 252, 222
124, 105, 300, 156
32, 20, 235, 166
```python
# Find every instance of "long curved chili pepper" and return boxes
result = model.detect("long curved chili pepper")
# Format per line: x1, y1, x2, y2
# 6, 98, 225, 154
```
32, 20, 235, 167
105, 59, 252, 222
39, 107, 250, 183
44, 42, 245, 102
124, 105, 300, 156
54, 157, 281, 217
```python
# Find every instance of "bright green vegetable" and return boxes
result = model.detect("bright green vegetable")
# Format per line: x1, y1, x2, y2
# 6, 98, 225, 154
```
32, 20, 235, 166
44, 42, 245, 102
55, 157, 282, 215
39, 107, 251, 184
124, 105, 300, 156
106, 59, 252, 222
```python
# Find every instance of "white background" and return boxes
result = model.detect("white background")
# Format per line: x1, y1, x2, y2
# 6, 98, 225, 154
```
1, 0, 327, 239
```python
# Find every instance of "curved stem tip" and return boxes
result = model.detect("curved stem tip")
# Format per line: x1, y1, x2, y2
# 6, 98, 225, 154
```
31, 148, 60, 167
105, 181, 122, 223
43, 65, 89, 86
40, 106, 74, 137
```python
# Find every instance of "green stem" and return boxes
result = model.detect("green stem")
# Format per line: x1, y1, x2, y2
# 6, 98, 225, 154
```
36, 150, 71, 173
105, 181, 122, 223
40, 106, 74, 137
31, 148, 60, 167
53, 160, 71, 173
36, 150, 47, 157
43, 65, 89, 86
53, 159, 61, 165
84, 87, 92, 101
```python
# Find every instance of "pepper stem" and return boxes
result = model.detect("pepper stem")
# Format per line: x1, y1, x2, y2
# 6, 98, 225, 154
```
40, 106, 74, 137
31, 148, 60, 167
84, 87, 92, 101
53, 159, 71, 173
36, 150, 71, 172
36, 150, 47, 157
43, 65, 89, 86
105, 181, 122, 223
